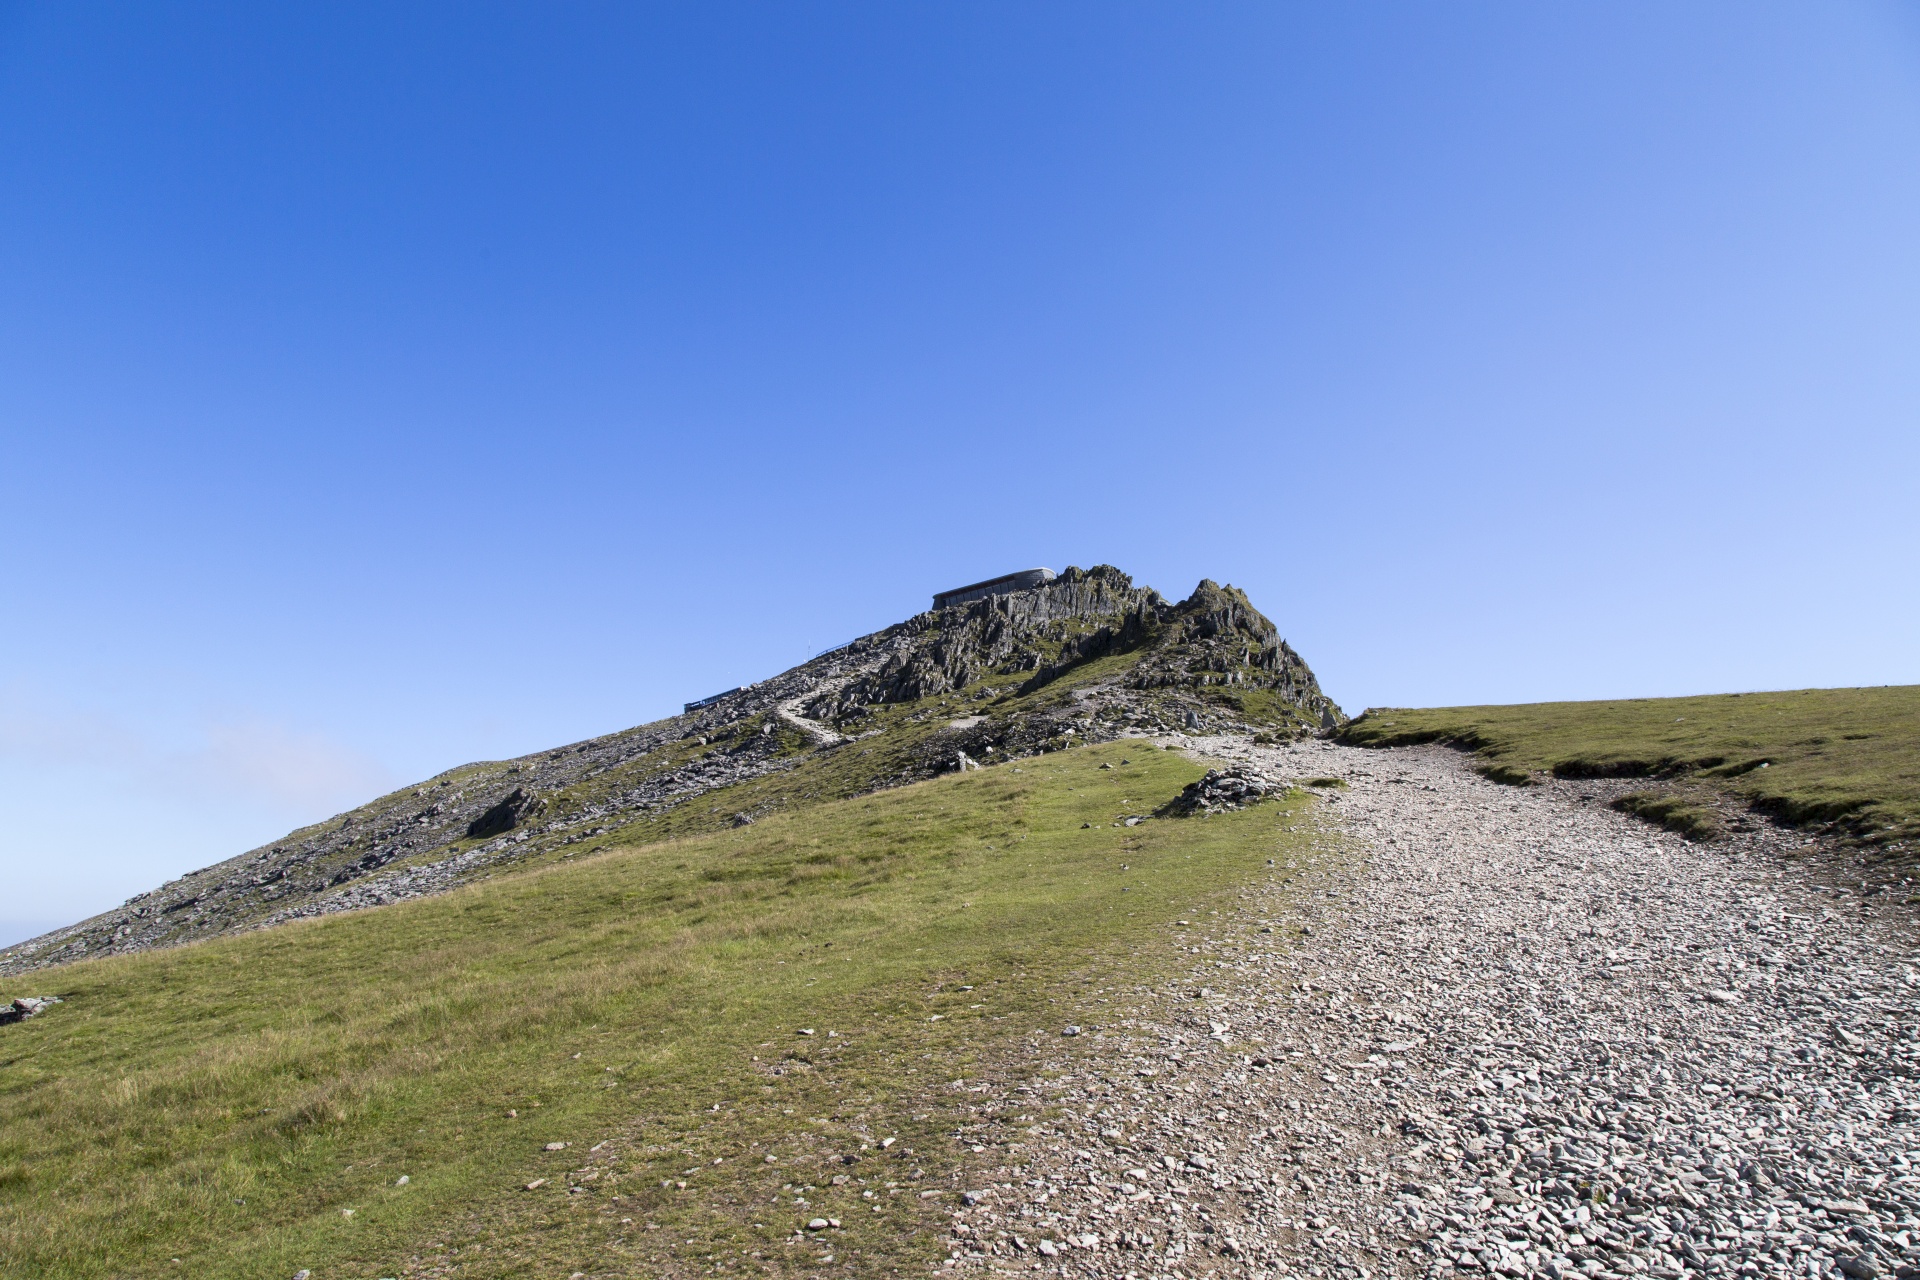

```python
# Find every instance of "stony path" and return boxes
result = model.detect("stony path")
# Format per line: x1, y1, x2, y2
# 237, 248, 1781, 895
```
955, 740, 1919, 1280
776, 671, 862, 746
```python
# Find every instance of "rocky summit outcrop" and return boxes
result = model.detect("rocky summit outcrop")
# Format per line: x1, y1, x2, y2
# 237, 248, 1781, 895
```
806, 567, 1339, 733
1, 566, 1342, 976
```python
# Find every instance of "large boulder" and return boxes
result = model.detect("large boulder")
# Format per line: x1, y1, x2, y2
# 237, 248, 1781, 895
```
0, 995, 61, 1025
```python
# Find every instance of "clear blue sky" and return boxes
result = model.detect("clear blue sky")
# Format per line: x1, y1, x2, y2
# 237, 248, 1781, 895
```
3, 2, 1918, 945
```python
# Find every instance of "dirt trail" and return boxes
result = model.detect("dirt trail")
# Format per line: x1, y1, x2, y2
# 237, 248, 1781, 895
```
955, 738, 1919, 1280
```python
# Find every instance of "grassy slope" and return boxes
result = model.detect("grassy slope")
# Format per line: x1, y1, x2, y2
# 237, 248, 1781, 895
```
2, 589, 1339, 974
1341, 685, 1920, 853
0, 741, 1319, 1280
373, 655, 1282, 894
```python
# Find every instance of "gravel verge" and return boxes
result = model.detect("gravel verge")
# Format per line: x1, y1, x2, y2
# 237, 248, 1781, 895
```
949, 739, 1919, 1280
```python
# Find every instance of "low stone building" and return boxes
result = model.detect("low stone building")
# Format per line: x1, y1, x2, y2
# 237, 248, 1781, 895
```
931, 567, 1056, 611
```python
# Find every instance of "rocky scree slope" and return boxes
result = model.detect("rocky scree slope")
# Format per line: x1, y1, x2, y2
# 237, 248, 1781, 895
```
2, 566, 1341, 976
947, 740, 1919, 1280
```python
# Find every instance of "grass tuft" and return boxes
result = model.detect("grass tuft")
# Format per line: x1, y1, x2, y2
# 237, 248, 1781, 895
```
1609, 791, 1723, 842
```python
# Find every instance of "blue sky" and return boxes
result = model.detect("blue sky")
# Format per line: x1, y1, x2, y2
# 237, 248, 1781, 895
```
3, 2, 1918, 945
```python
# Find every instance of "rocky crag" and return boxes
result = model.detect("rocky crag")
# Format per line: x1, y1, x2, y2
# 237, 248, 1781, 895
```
2, 566, 1341, 976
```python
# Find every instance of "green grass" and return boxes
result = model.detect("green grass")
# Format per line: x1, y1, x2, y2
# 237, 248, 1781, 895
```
1341, 685, 1920, 855
0, 742, 1317, 1279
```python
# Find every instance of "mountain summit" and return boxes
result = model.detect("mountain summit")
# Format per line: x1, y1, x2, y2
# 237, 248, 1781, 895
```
2, 565, 1339, 974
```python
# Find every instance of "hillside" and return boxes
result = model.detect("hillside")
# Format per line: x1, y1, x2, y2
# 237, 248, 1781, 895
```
1337, 685, 1920, 859
0, 740, 1325, 1279
6, 587, 1916, 1280
2, 566, 1341, 974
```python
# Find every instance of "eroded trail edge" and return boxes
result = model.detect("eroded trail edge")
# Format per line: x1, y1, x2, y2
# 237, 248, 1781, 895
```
957, 740, 1917, 1280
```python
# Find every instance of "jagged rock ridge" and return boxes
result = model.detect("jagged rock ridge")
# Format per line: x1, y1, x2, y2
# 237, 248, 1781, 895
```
2, 566, 1341, 975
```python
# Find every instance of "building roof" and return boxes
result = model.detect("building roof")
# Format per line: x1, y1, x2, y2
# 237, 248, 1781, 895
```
931, 567, 1056, 609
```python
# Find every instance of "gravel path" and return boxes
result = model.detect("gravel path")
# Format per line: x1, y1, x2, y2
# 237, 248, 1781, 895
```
955, 740, 1919, 1280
